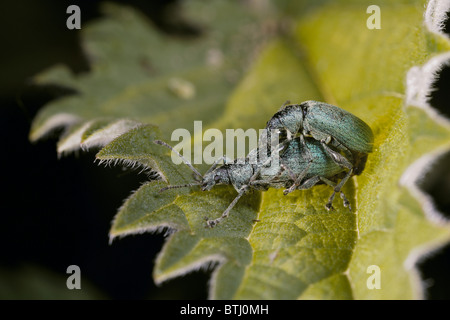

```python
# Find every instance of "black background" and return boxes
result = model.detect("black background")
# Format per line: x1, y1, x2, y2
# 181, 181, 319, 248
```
1, 0, 450, 300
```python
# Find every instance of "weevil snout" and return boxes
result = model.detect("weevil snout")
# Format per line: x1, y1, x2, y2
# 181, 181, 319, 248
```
266, 117, 283, 131
201, 180, 214, 191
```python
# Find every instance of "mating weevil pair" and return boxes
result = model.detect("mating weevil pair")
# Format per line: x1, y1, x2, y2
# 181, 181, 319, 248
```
155, 100, 374, 228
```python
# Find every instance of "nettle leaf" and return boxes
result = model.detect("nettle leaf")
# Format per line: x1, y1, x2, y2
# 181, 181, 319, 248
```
30, 0, 271, 149
31, 0, 450, 299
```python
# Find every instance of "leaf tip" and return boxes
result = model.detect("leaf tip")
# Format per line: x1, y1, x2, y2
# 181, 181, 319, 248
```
153, 254, 225, 286
405, 52, 450, 126
29, 113, 81, 143
425, 0, 450, 38
400, 148, 450, 226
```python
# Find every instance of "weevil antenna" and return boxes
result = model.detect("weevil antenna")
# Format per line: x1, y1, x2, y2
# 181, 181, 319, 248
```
154, 140, 203, 179
159, 182, 200, 193
204, 156, 230, 176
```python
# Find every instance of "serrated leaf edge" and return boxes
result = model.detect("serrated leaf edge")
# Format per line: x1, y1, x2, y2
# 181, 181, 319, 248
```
402, 0, 450, 225
154, 252, 225, 286
425, 0, 450, 38
108, 186, 185, 244
399, 0, 450, 299
400, 146, 450, 225
29, 113, 81, 142
406, 51, 450, 127
80, 119, 142, 151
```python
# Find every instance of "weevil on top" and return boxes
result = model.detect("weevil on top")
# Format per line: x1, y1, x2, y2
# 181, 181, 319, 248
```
266, 100, 374, 177
155, 100, 373, 228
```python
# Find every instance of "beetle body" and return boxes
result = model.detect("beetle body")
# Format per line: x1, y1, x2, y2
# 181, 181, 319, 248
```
154, 100, 373, 228
267, 100, 374, 153
302, 101, 373, 154
156, 134, 351, 228
203, 137, 344, 192
259, 137, 345, 186
266, 100, 374, 175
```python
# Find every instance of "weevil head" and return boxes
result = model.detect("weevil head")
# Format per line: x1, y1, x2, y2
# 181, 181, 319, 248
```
353, 152, 369, 176
266, 116, 283, 131
201, 166, 230, 191
267, 103, 305, 136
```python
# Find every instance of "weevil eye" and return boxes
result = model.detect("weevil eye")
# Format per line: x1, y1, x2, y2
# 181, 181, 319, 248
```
214, 175, 220, 182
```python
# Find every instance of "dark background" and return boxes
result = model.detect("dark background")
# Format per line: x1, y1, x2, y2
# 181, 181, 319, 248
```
0, 0, 210, 300
1, 0, 450, 299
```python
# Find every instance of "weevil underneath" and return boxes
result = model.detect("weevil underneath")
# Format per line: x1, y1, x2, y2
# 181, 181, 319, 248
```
155, 134, 353, 228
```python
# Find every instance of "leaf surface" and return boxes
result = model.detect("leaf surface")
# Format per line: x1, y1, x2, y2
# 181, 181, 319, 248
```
31, 0, 450, 299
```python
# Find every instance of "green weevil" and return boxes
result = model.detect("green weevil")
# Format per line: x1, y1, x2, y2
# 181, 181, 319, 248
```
155, 134, 351, 228
265, 100, 374, 177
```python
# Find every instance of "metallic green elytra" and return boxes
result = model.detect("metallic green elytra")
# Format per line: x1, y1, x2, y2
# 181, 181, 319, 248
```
155, 134, 352, 228
258, 137, 345, 186
267, 100, 374, 153
266, 100, 374, 176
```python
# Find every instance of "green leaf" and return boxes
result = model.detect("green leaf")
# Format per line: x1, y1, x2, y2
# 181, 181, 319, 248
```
31, 0, 450, 299
30, 0, 271, 149
229, 0, 450, 299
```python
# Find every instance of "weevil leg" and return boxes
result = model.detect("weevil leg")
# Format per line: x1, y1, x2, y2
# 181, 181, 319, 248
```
250, 164, 293, 190
318, 136, 355, 173
320, 141, 353, 170
206, 152, 276, 228
262, 129, 290, 160
279, 159, 297, 181
204, 155, 233, 175
299, 134, 313, 162
255, 162, 289, 188
206, 145, 286, 228
250, 142, 286, 183
290, 175, 351, 211
278, 100, 292, 111
249, 158, 298, 190
248, 180, 271, 190
205, 139, 294, 228
319, 172, 352, 211
283, 162, 312, 195
205, 186, 248, 228
296, 176, 321, 190
332, 169, 353, 210
278, 135, 314, 196
331, 140, 355, 167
